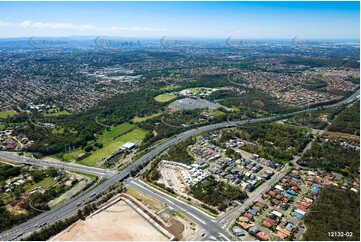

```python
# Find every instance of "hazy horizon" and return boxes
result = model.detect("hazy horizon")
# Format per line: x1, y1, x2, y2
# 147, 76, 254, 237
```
0, 1, 359, 39
0, 36, 360, 41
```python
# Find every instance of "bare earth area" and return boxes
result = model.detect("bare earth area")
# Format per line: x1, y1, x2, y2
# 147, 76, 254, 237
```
51, 200, 168, 241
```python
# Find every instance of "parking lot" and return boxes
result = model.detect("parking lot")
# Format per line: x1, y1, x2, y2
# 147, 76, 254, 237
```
170, 98, 226, 110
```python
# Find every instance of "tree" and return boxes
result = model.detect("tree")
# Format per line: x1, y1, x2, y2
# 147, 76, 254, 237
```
46, 167, 59, 178
77, 209, 83, 220
31, 170, 44, 182
84, 146, 93, 152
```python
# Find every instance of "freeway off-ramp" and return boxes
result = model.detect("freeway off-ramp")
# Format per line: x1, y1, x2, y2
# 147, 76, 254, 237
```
0, 89, 359, 241
0, 152, 116, 178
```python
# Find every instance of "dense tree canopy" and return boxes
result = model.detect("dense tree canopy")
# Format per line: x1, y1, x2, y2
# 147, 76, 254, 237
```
303, 186, 360, 241
328, 101, 360, 135
191, 176, 247, 211
299, 138, 359, 177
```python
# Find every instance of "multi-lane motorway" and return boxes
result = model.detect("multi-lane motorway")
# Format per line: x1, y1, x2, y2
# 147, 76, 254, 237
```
0, 89, 359, 241
0, 153, 116, 178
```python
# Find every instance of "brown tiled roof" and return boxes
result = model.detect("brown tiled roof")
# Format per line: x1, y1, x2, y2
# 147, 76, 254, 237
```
244, 212, 254, 219
256, 232, 269, 241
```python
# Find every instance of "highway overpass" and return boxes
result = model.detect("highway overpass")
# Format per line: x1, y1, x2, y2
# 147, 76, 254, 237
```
0, 89, 358, 241
0, 152, 115, 178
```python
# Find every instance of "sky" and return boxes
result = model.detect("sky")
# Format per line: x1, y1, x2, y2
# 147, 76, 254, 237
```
0, 1, 359, 39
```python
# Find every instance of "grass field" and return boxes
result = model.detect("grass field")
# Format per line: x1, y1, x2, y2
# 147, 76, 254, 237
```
168, 100, 181, 110
0, 110, 17, 119
126, 187, 165, 211
63, 149, 85, 162
161, 85, 182, 91
133, 113, 161, 123
79, 125, 147, 167
63, 123, 136, 163
98, 122, 135, 141
230, 107, 241, 112
209, 110, 226, 117
154, 93, 177, 102
24, 177, 56, 191
44, 110, 71, 117
185, 88, 201, 94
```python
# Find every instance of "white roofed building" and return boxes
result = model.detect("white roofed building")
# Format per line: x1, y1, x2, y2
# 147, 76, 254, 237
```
120, 142, 135, 151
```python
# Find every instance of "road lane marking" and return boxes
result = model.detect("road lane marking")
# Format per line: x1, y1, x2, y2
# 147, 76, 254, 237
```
130, 181, 207, 225
134, 179, 216, 219
164, 198, 175, 205
219, 232, 231, 241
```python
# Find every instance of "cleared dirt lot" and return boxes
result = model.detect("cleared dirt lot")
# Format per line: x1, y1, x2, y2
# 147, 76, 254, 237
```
51, 200, 168, 241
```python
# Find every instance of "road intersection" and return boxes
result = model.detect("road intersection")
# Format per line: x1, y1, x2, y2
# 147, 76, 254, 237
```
0, 89, 358, 241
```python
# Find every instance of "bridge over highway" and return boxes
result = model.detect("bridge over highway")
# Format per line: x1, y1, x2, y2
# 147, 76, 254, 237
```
0, 152, 116, 178
0, 89, 358, 241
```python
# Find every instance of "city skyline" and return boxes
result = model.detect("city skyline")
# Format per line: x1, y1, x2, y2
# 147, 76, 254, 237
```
0, 1, 359, 39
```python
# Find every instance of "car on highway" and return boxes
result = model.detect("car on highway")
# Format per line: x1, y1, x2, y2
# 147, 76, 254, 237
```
0, 89, 358, 242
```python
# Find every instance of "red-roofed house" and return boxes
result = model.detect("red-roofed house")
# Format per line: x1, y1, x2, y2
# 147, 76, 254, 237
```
272, 199, 281, 205
291, 186, 299, 191
291, 170, 299, 175
274, 231, 288, 240
325, 173, 334, 180
244, 212, 254, 220
262, 221, 273, 228
265, 218, 276, 226
255, 202, 265, 209
256, 232, 269, 241
276, 226, 291, 237
269, 191, 277, 197
300, 201, 310, 208
315, 177, 323, 184
238, 222, 255, 229
298, 205, 308, 212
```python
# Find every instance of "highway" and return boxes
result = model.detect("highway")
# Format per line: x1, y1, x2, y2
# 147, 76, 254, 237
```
0, 89, 358, 241
127, 178, 234, 241
0, 152, 116, 178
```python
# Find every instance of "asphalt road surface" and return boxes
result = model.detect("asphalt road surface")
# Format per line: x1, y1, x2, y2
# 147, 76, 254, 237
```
0, 89, 358, 241
127, 178, 234, 241
0, 152, 115, 178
